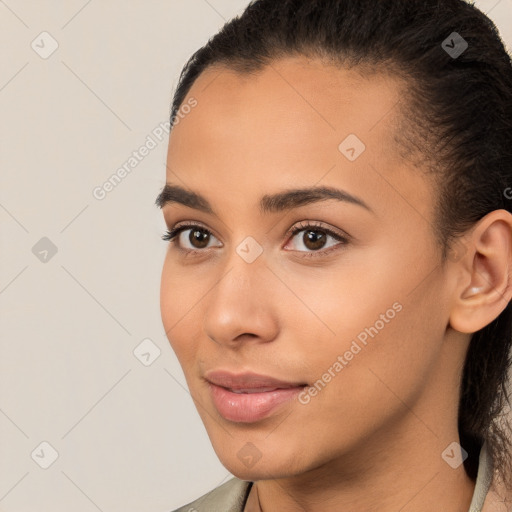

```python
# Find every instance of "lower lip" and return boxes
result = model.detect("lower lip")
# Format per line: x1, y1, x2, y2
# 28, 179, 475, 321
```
208, 382, 306, 423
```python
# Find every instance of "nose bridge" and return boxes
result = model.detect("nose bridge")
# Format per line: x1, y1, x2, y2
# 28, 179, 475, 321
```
216, 222, 269, 288
210, 235, 267, 311
202, 236, 277, 345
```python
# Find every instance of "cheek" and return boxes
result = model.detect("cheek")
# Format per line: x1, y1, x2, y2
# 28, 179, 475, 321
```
327, 303, 441, 425
160, 259, 176, 333
276, 249, 402, 346
160, 257, 203, 363
282, 303, 442, 463
287, 247, 444, 407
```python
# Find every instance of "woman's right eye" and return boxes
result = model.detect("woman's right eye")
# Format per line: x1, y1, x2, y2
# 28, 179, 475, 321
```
162, 224, 222, 253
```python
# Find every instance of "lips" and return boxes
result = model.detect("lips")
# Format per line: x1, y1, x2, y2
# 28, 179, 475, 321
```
204, 370, 308, 423
204, 370, 307, 391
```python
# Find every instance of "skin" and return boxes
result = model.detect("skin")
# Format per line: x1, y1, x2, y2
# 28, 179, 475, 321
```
159, 56, 512, 512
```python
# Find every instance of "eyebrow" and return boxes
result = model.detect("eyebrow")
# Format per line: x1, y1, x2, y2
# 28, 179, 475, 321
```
155, 184, 374, 215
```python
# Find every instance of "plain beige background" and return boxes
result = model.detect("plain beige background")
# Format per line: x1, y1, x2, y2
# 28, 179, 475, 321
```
1, 1, 511, 511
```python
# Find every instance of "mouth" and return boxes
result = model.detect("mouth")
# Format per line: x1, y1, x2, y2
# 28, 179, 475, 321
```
204, 369, 308, 390
227, 387, 284, 394
204, 370, 308, 423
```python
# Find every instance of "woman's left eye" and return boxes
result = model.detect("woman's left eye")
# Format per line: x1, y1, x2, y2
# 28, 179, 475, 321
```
162, 221, 349, 258
285, 222, 349, 256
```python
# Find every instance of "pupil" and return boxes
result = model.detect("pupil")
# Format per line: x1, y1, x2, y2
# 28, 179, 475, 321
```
190, 229, 209, 248
305, 230, 325, 250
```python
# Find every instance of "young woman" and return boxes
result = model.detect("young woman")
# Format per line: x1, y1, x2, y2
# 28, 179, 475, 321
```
157, 0, 512, 510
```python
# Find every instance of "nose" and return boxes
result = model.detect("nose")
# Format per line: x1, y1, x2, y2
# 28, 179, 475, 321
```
203, 250, 279, 349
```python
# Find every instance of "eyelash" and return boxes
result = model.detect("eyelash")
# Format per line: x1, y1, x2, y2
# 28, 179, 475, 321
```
161, 221, 350, 259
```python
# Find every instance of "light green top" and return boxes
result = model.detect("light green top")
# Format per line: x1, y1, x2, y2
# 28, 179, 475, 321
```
172, 442, 493, 512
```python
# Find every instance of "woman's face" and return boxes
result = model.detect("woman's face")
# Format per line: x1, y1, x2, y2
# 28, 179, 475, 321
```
159, 56, 465, 480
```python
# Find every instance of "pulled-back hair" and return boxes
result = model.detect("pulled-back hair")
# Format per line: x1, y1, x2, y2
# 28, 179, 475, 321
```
168, 0, 512, 488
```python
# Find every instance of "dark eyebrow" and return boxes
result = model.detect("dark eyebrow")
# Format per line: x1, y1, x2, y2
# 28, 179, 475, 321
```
155, 184, 374, 215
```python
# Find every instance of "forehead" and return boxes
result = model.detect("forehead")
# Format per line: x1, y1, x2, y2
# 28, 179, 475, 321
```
173, 56, 403, 147
166, 56, 434, 223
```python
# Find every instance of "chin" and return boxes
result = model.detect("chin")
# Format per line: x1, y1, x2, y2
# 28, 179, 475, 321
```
213, 444, 310, 482
221, 458, 295, 481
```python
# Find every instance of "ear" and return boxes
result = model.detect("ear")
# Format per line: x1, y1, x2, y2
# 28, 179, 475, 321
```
449, 209, 512, 334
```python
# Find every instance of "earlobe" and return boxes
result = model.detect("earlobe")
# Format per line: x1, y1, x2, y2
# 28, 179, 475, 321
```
448, 210, 512, 334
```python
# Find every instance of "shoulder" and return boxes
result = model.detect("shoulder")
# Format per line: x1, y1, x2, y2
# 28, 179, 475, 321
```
170, 477, 253, 512
481, 474, 512, 512
477, 442, 512, 512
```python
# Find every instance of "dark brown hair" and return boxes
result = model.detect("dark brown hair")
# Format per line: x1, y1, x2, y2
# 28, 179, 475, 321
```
167, 0, 512, 488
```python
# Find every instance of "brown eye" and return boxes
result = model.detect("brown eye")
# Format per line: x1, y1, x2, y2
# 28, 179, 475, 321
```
301, 230, 328, 251
162, 224, 222, 252
188, 228, 210, 249
285, 222, 349, 257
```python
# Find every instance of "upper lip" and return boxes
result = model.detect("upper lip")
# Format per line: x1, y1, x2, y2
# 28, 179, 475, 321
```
204, 370, 307, 390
